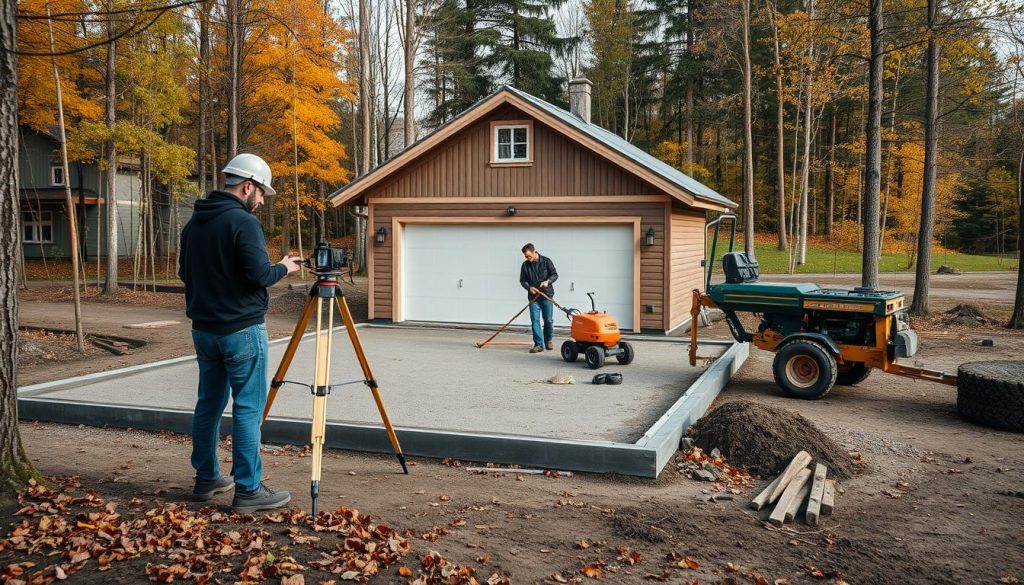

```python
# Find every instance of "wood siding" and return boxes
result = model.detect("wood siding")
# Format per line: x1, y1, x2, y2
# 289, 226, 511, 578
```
668, 205, 707, 330
362, 105, 664, 199
371, 201, 669, 331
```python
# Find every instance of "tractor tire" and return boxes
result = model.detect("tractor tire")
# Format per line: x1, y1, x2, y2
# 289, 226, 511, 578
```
955, 361, 1024, 432
772, 340, 837, 400
584, 345, 605, 369
561, 340, 579, 363
616, 341, 635, 365
836, 362, 872, 386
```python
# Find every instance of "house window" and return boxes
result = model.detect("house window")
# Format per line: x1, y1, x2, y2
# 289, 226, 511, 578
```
22, 211, 54, 244
493, 124, 531, 163
51, 165, 64, 186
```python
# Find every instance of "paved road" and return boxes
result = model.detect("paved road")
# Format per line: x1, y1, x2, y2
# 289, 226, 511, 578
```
758, 271, 1018, 304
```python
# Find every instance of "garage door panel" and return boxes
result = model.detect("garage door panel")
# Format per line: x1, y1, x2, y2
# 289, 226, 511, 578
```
403, 224, 634, 329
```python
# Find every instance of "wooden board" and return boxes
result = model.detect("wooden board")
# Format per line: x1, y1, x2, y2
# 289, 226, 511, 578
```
805, 464, 828, 526
123, 320, 181, 329
821, 479, 836, 516
768, 468, 812, 527
768, 450, 812, 503
750, 475, 782, 511
784, 480, 812, 522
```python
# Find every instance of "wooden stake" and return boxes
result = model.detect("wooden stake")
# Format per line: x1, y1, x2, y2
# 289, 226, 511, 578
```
768, 450, 812, 504
821, 479, 836, 515
806, 463, 828, 525
769, 468, 811, 527
750, 475, 782, 510
784, 479, 811, 522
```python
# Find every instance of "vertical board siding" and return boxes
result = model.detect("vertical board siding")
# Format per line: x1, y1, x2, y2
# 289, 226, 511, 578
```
364, 105, 662, 199
371, 202, 670, 330
669, 206, 707, 329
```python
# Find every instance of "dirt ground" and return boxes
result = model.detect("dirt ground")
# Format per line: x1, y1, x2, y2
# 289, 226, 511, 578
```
6, 275, 1024, 584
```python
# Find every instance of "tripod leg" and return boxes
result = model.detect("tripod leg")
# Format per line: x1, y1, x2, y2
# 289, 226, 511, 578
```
309, 296, 333, 516
334, 295, 409, 474
262, 294, 317, 425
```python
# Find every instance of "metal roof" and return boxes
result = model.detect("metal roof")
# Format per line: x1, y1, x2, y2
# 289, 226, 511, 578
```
330, 85, 737, 209
503, 86, 735, 208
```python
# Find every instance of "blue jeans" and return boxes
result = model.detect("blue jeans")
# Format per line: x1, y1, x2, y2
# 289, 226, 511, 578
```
529, 298, 554, 348
190, 323, 269, 493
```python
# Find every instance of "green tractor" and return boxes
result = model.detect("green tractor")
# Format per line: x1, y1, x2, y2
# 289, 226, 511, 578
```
689, 214, 957, 399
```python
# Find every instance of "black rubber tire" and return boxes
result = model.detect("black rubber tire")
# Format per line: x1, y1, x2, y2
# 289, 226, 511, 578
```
616, 341, 635, 365
835, 362, 872, 386
561, 340, 579, 363
584, 345, 605, 369
956, 361, 1024, 432
772, 340, 837, 400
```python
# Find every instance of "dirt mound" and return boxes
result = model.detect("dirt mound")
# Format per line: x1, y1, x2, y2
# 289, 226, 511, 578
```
690, 400, 855, 479
943, 303, 991, 326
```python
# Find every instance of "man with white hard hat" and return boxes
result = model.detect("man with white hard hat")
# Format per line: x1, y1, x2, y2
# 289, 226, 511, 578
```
179, 153, 302, 513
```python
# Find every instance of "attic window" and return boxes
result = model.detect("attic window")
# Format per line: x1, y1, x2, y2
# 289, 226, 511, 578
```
491, 121, 533, 165
51, 165, 65, 186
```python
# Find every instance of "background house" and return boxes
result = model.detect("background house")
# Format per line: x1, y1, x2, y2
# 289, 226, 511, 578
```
18, 127, 195, 261
331, 81, 737, 334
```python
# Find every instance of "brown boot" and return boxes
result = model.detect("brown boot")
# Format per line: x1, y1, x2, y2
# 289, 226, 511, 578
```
529, 345, 543, 353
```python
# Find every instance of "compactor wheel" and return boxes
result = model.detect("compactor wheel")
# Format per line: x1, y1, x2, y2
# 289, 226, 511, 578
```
772, 340, 837, 400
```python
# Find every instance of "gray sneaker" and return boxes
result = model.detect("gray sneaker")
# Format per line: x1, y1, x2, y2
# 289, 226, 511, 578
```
529, 345, 543, 353
232, 482, 291, 513
192, 476, 234, 502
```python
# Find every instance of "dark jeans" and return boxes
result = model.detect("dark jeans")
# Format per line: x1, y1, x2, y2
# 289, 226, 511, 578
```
190, 323, 269, 493
529, 297, 554, 347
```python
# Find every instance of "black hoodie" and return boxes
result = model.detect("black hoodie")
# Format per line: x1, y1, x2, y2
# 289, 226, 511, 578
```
178, 190, 287, 334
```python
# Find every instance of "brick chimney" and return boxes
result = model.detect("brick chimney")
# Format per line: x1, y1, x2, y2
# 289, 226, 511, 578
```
568, 78, 593, 124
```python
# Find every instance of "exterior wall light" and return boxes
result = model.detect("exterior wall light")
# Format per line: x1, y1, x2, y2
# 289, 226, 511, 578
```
506, 206, 517, 216
645, 226, 656, 246
375, 226, 387, 245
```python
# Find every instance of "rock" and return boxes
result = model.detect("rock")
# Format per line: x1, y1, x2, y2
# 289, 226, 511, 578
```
701, 461, 725, 479
710, 447, 721, 458
981, 339, 994, 347
693, 469, 717, 482
680, 437, 695, 449
936, 264, 961, 275
547, 374, 575, 385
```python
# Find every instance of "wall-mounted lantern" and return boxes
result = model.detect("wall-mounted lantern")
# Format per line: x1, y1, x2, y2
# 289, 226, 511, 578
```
506, 206, 517, 217
375, 226, 387, 245
644, 226, 656, 246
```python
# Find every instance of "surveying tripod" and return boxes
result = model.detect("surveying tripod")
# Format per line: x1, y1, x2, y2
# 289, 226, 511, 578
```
260, 271, 408, 515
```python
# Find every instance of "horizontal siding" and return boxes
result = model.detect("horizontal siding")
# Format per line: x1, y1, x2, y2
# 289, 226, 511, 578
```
371, 201, 668, 331
364, 105, 663, 199
669, 206, 707, 329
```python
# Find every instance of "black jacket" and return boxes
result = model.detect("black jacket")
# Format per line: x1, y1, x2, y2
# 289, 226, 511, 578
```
519, 255, 559, 300
178, 191, 287, 334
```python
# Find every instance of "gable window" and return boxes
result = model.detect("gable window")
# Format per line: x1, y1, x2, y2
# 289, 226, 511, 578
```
491, 121, 532, 165
22, 211, 54, 244
51, 165, 64, 186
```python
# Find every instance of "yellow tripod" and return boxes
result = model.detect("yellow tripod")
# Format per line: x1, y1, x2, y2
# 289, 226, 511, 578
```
261, 274, 407, 515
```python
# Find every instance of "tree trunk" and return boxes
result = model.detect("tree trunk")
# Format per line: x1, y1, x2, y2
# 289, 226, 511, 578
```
740, 0, 755, 255
862, 0, 884, 290
798, 0, 814, 266
770, 0, 787, 251
1009, 148, 1024, 328
879, 55, 902, 255
47, 7, 85, 352
686, 3, 694, 165
226, 0, 240, 158
1, 0, 42, 494
198, 0, 210, 193
357, 0, 371, 269
910, 3, 939, 316
404, 0, 416, 147
103, 0, 118, 295
825, 108, 836, 235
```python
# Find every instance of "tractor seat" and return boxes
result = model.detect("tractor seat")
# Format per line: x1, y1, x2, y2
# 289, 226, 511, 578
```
722, 252, 760, 283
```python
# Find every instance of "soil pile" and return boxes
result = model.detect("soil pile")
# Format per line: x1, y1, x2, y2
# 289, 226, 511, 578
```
690, 400, 855, 479
943, 303, 991, 326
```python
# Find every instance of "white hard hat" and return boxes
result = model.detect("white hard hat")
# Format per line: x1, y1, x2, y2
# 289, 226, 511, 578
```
222, 153, 276, 196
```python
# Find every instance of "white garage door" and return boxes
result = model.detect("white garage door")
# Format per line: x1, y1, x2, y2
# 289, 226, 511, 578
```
402, 224, 635, 330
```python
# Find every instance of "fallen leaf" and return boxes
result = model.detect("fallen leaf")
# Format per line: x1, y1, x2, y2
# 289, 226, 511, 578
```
644, 572, 671, 581
281, 576, 304, 585
582, 564, 603, 578
577, 539, 591, 549
398, 566, 413, 577
678, 557, 700, 570
549, 573, 569, 583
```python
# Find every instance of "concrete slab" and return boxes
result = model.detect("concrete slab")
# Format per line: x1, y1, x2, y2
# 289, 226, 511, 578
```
19, 325, 747, 477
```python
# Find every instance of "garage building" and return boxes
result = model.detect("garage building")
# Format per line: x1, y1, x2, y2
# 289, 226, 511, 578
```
330, 81, 737, 334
